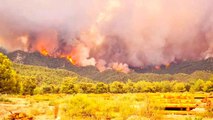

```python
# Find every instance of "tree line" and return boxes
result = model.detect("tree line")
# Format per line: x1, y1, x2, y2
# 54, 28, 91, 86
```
34, 78, 212, 94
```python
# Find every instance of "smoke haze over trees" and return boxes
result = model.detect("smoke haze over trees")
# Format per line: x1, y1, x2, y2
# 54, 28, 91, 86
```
1, 0, 213, 72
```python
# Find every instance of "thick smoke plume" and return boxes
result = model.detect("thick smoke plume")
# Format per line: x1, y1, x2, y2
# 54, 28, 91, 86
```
1, 0, 213, 73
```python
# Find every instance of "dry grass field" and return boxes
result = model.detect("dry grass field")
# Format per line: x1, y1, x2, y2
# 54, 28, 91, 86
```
0, 93, 212, 120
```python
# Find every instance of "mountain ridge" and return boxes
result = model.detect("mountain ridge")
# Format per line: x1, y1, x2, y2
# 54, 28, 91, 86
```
4, 50, 213, 82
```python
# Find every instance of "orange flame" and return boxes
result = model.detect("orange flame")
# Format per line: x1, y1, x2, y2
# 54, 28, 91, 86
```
40, 48, 48, 56
37, 46, 78, 65
67, 56, 76, 65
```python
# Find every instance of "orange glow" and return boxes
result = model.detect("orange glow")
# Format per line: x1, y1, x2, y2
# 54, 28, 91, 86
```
165, 63, 170, 69
36, 43, 78, 65
40, 48, 48, 56
39, 47, 77, 65
67, 56, 76, 65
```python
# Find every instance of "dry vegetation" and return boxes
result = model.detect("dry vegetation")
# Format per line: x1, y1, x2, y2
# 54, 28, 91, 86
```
1, 51, 213, 120
0, 93, 212, 120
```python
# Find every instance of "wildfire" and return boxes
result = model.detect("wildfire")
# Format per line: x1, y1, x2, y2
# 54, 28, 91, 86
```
40, 48, 48, 56
18, 0, 124, 72
38, 47, 77, 65
67, 56, 76, 65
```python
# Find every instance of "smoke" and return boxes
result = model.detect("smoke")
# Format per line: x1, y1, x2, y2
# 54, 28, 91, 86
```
1, 0, 213, 73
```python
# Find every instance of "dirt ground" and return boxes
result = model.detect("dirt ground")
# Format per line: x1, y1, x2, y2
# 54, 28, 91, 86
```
0, 96, 55, 120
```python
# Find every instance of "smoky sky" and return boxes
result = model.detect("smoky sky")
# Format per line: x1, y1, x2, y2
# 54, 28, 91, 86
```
1, 0, 213, 72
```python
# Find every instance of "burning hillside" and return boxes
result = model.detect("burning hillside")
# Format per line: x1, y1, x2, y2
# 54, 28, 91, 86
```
1, 0, 213, 73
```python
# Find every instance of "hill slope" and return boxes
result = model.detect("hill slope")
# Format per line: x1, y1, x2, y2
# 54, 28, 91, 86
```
13, 63, 213, 84
13, 63, 94, 85
132, 58, 213, 74
6, 50, 213, 82
8, 51, 129, 82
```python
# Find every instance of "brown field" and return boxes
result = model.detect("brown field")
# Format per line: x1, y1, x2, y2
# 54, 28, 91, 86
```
0, 93, 212, 120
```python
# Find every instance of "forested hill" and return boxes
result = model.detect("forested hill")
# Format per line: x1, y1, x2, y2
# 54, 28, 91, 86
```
132, 58, 213, 74
13, 62, 213, 83
1, 52, 213, 95
4, 50, 213, 82
13, 64, 94, 85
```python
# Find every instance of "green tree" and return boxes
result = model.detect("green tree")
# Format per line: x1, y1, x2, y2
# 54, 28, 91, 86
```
161, 81, 173, 92
109, 81, 126, 93
0, 53, 19, 93
172, 82, 186, 92
152, 82, 163, 92
42, 84, 58, 94
192, 79, 205, 92
125, 80, 136, 93
135, 81, 154, 92
96, 82, 108, 93
78, 82, 96, 93
203, 81, 213, 92
60, 77, 78, 94
19, 76, 37, 95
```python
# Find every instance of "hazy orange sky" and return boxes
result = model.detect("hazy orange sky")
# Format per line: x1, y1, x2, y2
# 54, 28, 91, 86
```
0, 0, 213, 72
